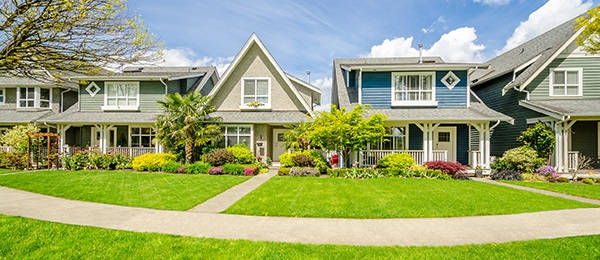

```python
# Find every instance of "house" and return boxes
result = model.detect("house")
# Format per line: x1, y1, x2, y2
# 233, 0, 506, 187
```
332, 57, 512, 168
41, 66, 219, 157
472, 18, 600, 173
207, 34, 321, 162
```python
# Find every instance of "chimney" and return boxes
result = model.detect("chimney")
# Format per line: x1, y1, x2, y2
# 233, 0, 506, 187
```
419, 43, 423, 64
306, 70, 311, 83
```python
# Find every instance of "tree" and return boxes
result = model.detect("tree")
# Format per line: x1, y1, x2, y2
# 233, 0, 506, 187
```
283, 121, 313, 151
0, 0, 161, 81
309, 105, 387, 168
0, 124, 39, 152
155, 92, 222, 164
517, 122, 555, 161
576, 5, 600, 54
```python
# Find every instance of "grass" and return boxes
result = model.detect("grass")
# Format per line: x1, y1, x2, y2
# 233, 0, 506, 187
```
0, 169, 20, 174
0, 170, 250, 210
504, 181, 600, 200
224, 177, 597, 218
1, 215, 600, 259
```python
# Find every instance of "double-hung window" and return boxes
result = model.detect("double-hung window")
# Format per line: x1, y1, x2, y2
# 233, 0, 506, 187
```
0, 89, 4, 104
103, 82, 139, 111
550, 68, 582, 97
241, 78, 270, 108
369, 127, 407, 151
221, 126, 252, 147
17, 87, 51, 109
391, 72, 437, 106
130, 127, 155, 147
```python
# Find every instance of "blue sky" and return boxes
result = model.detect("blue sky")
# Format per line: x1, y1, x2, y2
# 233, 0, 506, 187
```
127, 0, 596, 103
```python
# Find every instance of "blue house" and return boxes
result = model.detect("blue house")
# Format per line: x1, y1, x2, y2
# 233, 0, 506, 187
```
332, 57, 512, 169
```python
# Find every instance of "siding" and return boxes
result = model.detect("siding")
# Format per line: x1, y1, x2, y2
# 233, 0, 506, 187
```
200, 77, 215, 96
361, 72, 391, 108
529, 57, 600, 99
79, 81, 105, 112
571, 121, 599, 167
81, 126, 91, 147
456, 124, 469, 165
408, 124, 423, 150
80, 81, 165, 112
166, 80, 180, 94
436, 70, 468, 108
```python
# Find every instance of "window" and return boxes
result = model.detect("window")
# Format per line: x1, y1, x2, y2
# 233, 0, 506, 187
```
17, 87, 51, 109
369, 127, 406, 150
103, 82, 139, 110
130, 127, 155, 147
241, 78, 270, 108
550, 68, 582, 97
0, 88, 4, 104
221, 126, 252, 147
392, 72, 437, 106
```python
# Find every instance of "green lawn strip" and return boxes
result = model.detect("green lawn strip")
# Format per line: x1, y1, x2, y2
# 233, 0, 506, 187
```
0, 170, 250, 210
0, 169, 21, 174
1, 215, 600, 259
504, 181, 600, 200
225, 177, 597, 218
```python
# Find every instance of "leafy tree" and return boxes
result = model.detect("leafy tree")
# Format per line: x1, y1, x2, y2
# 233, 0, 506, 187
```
309, 105, 387, 168
156, 92, 222, 164
517, 122, 555, 160
283, 121, 313, 151
0, 124, 39, 152
576, 5, 600, 54
0, 0, 161, 81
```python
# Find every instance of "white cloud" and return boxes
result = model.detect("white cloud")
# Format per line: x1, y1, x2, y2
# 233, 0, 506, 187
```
421, 16, 446, 34
367, 27, 486, 63
500, 0, 592, 53
157, 48, 233, 75
312, 77, 332, 111
473, 0, 511, 6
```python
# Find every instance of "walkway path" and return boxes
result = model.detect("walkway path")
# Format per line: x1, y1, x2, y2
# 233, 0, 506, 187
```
2, 180, 600, 246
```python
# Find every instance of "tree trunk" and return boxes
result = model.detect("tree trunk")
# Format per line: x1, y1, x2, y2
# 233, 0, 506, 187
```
185, 141, 193, 165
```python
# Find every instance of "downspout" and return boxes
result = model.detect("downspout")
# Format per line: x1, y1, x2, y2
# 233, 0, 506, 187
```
513, 85, 530, 101
490, 120, 501, 130
159, 78, 168, 94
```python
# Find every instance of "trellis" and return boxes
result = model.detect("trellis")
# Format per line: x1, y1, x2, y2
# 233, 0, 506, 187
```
26, 133, 60, 169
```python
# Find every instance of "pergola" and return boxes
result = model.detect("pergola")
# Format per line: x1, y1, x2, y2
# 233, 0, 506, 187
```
26, 132, 60, 169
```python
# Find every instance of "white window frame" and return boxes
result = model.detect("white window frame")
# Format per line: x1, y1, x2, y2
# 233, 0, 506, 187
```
368, 126, 408, 151
16, 87, 52, 109
129, 126, 155, 148
102, 82, 140, 111
222, 125, 253, 149
0, 88, 4, 104
549, 68, 583, 97
391, 72, 438, 107
240, 77, 271, 109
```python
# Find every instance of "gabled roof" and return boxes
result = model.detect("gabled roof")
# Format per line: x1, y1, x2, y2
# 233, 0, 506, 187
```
0, 72, 77, 89
519, 99, 600, 120
41, 102, 159, 124
471, 17, 580, 93
72, 66, 216, 81
207, 33, 315, 112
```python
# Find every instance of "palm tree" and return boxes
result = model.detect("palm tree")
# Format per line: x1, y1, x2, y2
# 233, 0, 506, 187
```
156, 91, 222, 164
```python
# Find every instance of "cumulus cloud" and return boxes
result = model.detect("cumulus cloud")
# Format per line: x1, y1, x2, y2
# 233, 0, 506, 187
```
157, 48, 234, 75
500, 0, 592, 53
473, 0, 511, 6
312, 77, 332, 111
367, 27, 486, 63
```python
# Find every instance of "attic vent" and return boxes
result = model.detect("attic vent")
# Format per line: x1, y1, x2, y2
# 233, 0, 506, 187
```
123, 67, 144, 73
441, 71, 460, 90
422, 60, 436, 64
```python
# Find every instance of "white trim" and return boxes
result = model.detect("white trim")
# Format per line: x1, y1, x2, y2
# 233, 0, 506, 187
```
222, 125, 254, 151
286, 74, 321, 93
16, 87, 52, 109
358, 68, 362, 104
434, 126, 457, 162
351, 64, 486, 71
129, 126, 156, 148
85, 82, 100, 97
549, 67, 583, 97
526, 116, 557, 124
208, 34, 313, 113
391, 72, 437, 107
441, 71, 460, 90
514, 54, 542, 76
102, 82, 140, 111
0, 88, 4, 104
240, 77, 271, 109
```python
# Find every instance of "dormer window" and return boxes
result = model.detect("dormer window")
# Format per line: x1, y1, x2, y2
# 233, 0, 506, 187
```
391, 72, 437, 107
550, 68, 582, 97
102, 82, 139, 111
241, 78, 270, 109
17, 87, 51, 109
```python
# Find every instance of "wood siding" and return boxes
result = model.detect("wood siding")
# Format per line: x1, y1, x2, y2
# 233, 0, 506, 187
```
80, 81, 165, 112
436, 70, 468, 108
571, 121, 599, 167
529, 57, 600, 99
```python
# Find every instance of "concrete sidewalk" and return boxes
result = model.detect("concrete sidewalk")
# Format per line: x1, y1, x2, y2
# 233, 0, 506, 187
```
2, 185, 600, 246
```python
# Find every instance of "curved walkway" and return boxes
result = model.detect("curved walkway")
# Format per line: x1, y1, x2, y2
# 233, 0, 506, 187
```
2, 184, 600, 246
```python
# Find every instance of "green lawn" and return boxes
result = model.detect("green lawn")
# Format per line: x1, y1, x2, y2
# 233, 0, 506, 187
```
1, 215, 600, 259
0, 169, 20, 174
0, 170, 250, 210
504, 181, 600, 200
224, 177, 597, 218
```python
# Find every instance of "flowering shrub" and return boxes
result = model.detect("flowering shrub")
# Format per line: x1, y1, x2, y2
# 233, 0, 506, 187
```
208, 167, 223, 175
424, 161, 465, 175
376, 153, 415, 169
205, 148, 235, 166
536, 165, 557, 176
132, 153, 176, 172
243, 166, 259, 176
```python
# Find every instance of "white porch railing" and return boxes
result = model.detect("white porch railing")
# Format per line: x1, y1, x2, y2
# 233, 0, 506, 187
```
359, 150, 448, 166
106, 147, 155, 157
469, 150, 482, 168
567, 151, 579, 172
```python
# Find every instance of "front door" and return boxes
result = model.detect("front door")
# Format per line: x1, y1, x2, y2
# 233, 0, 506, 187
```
434, 126, 456, 162
272, 129, 287, 162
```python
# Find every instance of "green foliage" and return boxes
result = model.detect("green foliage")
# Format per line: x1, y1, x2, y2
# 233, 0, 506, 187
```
291, 154, 314, 167
63, 152, 91, 170
582, 178, 595, 185
279, 150, 330, 173
289, 167, 320, 177
283, 122, 314, 150
304, 150, 330, 173
376, 153, 415, 169
309, 105, 387, 167
278, 167, 291, 176
492, 146, 544, 174
156, 92, 222, 164
131, 153, 176, 172
328, 167, 450, 180
89, 153, 131, 170
0, 152, 27, 169
517, 123, 555, 160
279, 153, 294, 167
221, 164, 245, 175
577, 5, 600, 54
185, 162, 211, 174
557, 177, 570, 183
161, 161, 183, 173
490, 170, 522, 181
226, 144, 255, 164
0, 124, 40, 152
204, 148, 235, 166
521, 173, 549, 182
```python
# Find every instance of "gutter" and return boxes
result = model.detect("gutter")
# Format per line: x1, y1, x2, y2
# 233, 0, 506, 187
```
159, 78, 168, 95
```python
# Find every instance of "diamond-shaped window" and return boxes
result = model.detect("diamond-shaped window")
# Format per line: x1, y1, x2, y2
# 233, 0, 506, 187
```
86, 82, 100, 97
441, 71, 460, 90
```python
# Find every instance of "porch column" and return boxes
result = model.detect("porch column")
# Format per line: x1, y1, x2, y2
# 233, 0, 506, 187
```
416, 123, 429, 163
554, 122, 564, 172
58, 125, 71, 154
562, 120, 576, 173
484, 123, 491, 168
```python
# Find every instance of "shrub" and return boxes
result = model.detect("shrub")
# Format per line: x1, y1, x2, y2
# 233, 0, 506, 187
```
536, 166, 557, 177
63, 151, 91, 170
522, 173, 548, 182
205, 149, 235, 166
162, 161, 183, 173
304, 150, 330, 173
88, 153, 131, 170
557, 177, 570, 183
222, 163, 245, 175
278, 167, 291, 176
493, 146, 544, 173
177, 166, 186, 174
292, 154, 314, 167
582, 178, 595, 185
279, 153, 294, 167
226, 144, 255, 164
517, 122, 555, 160
289, 167, 320, 177
186, 162, 211, 174
243, 166, 259, 176
208, 167, 223, 175
0, 151, 27, 170
376, 153, 415, 169
132, 153, 176, 172
424, 161, 465, 175
490, 170, 522, 181
452, 172, 470, 180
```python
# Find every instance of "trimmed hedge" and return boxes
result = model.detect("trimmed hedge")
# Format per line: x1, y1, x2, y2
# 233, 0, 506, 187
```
376, 153, 415, 169
132, 153, 176, 172
185, 162, 211, 174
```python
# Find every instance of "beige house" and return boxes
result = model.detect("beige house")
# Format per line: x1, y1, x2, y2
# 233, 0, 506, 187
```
209, 34, 321, 162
